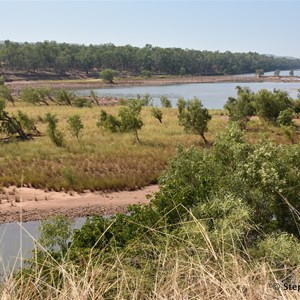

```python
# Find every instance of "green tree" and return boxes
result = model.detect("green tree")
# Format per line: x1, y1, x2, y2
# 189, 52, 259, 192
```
0, 85, 14, 105
274, 70, 281, 76
289, 70, 294, 76
224, 86, 255, 129
118, 99, 144, 142
45, 113, 64, 147
255, 69, 264, 77
20, 87, 50, 105
178, 97, 211, 144
97, 110, 120, 132
254, 89, 293, 125
67, 115, 84, 139
0, 99, 29, 139
160, 96, 172, 108
99, 68, 116, 83
179, 67, 186, 76
151, 107, 163, 123
39, 215, 73, 256
55, 89, 75, 106
277, 108, 294, 126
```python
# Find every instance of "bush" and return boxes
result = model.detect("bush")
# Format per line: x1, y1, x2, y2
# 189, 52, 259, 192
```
140, 70, 152, 78
178, 97, 211, 144
45, 113, 64, 147
67, 115, 84, 139
160, 96, 172, 108
99, 69, 116, 83
0, 75, 4, 85
151, 107, 163, 123
73, 97, 92, 108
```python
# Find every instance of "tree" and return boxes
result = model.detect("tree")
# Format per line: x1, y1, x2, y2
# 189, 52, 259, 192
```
39, 215, 73, 255
277, 108, 294, 127
255, 69, 264, 77
0, 99, 30, 139
254, 89, 293, 125
55, 89, 75, 106
0, 76, 4, 85
151, 107, 163, 123
289, 70, 294, 76
99, 69, 116, 83
160, 96, 172, 108
67, 115, 84, 139
98, 99, 144, 142
0, 85, 14, 105
274, 70, 280, 76
20, 87, 50, 105
224, 86, 255, 129
178, 97, 211, 144
118, 99, 144, 142
45, 113, 64, 147
179, 67, 186, 76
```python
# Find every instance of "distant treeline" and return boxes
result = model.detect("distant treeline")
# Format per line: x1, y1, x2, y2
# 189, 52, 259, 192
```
1, 40, 300, 76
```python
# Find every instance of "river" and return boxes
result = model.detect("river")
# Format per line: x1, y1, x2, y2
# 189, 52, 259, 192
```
77, 81, 300, 109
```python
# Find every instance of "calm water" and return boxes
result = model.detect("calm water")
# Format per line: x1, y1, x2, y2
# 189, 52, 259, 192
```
0, 217, 87, 276
77, 81, 300, 109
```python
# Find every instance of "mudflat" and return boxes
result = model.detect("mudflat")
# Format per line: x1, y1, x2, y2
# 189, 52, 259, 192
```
0, 185, 159, 224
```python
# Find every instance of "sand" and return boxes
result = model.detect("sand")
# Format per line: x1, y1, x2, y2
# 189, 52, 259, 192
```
0, 185, 159, 224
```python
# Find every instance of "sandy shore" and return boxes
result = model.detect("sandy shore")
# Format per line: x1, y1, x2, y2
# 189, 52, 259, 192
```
0, 185, 159, 224
8, 75, 300, 93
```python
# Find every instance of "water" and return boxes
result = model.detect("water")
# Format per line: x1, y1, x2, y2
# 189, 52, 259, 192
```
77, 81, 300, 109
0, 217, 87, 277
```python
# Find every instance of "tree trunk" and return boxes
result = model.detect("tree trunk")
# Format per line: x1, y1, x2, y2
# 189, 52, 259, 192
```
200, 133, 208, 145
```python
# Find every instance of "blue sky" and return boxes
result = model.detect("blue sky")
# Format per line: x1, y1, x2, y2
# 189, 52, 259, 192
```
1, 1, 299, 58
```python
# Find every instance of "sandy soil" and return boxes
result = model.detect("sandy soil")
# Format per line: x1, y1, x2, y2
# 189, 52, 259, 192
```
8, 75, 300, 93
0, 185, 159, 224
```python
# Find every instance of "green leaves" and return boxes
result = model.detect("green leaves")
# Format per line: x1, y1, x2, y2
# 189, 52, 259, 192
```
177, 97, 211, 144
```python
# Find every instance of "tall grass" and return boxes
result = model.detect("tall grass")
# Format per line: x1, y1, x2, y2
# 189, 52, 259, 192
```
0, 212, 297, 299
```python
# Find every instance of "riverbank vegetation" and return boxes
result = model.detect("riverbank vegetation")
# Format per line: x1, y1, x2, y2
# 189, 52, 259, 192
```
1, 41, 300, 79
0, 86, 299, 193
3, 125, 300, 299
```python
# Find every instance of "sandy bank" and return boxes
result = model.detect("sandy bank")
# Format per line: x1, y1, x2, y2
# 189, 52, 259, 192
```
8, 75, 300, 93
0, 185, 159, 224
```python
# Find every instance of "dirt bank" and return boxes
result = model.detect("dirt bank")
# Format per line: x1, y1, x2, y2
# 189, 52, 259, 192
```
0, 185, 159, 224
7, 75, 300, 94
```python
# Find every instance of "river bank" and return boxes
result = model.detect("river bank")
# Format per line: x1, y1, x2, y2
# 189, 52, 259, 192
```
0, 185, 159, 224
7, 74, 300, 93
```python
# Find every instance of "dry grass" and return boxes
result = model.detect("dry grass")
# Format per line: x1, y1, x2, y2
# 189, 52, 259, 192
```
1, 102, 299, 192
0, 215, 298, 300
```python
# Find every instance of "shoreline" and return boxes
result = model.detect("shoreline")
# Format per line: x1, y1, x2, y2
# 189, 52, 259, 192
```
7, 75, 300, 93
0, 185, 159, 224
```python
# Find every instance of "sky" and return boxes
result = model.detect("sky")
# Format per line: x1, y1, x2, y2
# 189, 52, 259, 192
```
0, 0, 299, 58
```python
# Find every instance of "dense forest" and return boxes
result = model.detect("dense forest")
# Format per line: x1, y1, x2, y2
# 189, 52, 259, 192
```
1, 40, 300, 76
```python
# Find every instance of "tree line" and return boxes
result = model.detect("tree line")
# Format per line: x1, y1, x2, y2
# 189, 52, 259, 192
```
1, 40, 300, 76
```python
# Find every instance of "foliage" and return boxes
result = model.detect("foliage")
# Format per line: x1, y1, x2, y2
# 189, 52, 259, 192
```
0, 75, 4, 85
178, 97, 211, 144
160, 96, 172, 108
45, 113, 64, 147
224, 86, 255, 129
99, 68, 116, 83
21, 87, 50, 105
97, 109, 120, 132
0, 85, 14, 105
67, 114, 84, 139
140, 69, 152, 78
1, 40, 300, 76
0, 99, 30, 139
118, 99, 144, 142
55, 89, 75, 106
254, 88, 293, 124
73, 97, 92, 108
289, 70, 294, 76
39, 215, 74, 255
277, 108, 294, 126
150, 107, 163, 123
179, 66, 186, 76
255, 69, 264, 77
140, 93, 153, 107
274, 69, 280, 76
